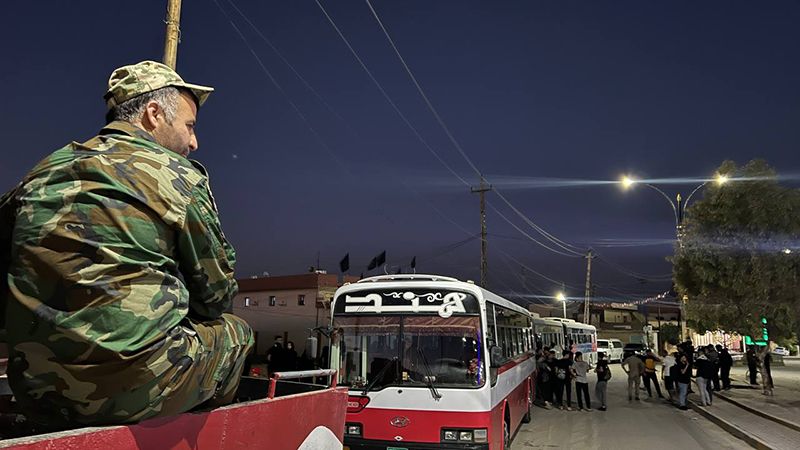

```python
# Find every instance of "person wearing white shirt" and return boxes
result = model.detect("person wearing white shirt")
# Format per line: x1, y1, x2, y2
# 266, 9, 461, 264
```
661, 351, 677, 401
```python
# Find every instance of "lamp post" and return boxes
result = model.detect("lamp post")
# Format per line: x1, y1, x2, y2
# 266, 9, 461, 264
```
620, 174, 729, 340
556, 292, 567, 318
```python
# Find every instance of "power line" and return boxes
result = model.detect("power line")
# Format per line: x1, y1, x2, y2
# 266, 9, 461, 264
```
362, 0, 589, 258
224, 0, 356, 133
487, 201, 584, 258
313, 0, 471, 188
594, 254, 673, 281
316, 0, 588, 259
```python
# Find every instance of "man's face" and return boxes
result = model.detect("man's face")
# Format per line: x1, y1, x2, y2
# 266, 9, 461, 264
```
151, 91, 199, 158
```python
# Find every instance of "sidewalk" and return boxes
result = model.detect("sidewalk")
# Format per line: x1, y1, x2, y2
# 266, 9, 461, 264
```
720, 375, 800, 431
684, 374, 800, 449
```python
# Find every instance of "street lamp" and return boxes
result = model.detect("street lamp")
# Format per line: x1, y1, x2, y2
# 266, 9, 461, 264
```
556, 292, 567, 318
619, 172, 730, 340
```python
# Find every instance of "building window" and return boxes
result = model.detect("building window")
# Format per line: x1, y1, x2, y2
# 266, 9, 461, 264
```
244, 297, 258, 307
298, 294, 306, 306
269, 296, 276, 307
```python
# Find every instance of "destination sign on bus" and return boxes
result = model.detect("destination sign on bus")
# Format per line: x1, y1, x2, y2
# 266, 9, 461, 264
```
335, 290, 479, 317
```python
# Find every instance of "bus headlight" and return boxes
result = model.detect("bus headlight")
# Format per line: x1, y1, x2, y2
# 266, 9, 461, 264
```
441, 428, 487, 443
443, 430, 458, 441
345, 423, 362, 437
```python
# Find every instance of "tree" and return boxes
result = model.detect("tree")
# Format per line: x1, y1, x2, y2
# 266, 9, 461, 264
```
672, 160, 800, 341
659, 323, 680, 347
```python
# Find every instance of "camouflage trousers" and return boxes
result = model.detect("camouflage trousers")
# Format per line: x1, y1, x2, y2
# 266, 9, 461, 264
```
135, 313, 255, 422
12, 313, 253, 428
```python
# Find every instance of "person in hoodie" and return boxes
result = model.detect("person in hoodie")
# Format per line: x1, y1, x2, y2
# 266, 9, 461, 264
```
694, 348, 715, 406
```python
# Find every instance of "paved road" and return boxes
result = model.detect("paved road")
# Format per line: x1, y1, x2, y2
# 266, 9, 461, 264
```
511, 363, 749, 449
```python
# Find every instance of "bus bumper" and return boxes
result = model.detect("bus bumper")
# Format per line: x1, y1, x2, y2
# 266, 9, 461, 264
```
344, 437, 489, 450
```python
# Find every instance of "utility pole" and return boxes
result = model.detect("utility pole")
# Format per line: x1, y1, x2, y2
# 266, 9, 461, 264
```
471, 178, 492, 288
675, 193, 685, 246
583, 249, 594, 324
163, 0, 183, 69
675, 192, 688, 340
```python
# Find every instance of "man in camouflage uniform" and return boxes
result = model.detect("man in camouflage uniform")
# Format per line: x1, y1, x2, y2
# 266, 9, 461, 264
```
0, 61, 253, 427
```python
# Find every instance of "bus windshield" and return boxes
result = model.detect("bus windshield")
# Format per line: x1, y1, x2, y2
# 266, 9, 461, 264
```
332, 315, 484, 391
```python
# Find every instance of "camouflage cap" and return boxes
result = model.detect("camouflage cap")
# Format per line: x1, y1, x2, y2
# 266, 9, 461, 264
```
104, 60, 214, 110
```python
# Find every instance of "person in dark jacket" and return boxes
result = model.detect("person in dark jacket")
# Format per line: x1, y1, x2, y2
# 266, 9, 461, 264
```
676, 353, 692, 410
285, 341, 298, 371
695, 350, 715, 406
266, 335, 285, 375
553, 350, 574, 410
746, 347, 759, 385
594, 352, 611, 411
536, 349, 554, 408
718, 345, 733, 390
706, 345, 721, 391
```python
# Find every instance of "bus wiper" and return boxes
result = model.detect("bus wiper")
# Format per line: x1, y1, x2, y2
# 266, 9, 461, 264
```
416, 347, 442, 400
362, 357, 398, 396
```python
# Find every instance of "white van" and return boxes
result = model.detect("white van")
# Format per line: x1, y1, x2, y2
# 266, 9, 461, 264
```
596, 338, 624, 362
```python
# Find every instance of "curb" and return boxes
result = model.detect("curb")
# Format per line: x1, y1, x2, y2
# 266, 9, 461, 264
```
688, 401, 773, 450
715, 393, 800, 433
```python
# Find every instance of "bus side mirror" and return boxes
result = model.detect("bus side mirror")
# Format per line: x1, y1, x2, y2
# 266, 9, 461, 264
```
490, 345, 504, 368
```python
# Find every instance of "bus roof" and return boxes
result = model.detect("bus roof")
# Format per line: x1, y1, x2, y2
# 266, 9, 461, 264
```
334, 274, 531, 317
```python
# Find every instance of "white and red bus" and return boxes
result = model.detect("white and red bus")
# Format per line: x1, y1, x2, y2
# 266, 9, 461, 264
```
330, 274, 536, 450
534, 317, 597, 365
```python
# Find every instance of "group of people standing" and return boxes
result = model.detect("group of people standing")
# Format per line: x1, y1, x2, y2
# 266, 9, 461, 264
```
535, 340, 765, 413
622, 342, 735, 410
248, 335, 301, 376
535, 348, 612, 412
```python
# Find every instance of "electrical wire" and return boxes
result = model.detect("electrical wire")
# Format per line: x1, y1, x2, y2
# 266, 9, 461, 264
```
224, 0, 356, 134
313, 0, 472, 188
362, 0, 589, 258
487, 201, 584, 258
315, 0, 587, 258
594, 254, 673, 281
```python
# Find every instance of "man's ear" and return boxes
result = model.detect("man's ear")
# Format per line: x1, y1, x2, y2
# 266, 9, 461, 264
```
141, 101, 162, 130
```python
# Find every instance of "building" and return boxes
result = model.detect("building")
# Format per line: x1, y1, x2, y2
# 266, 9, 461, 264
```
233, 272, 359, 356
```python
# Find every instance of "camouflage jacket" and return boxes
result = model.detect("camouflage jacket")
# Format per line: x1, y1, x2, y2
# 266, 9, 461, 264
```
1, 121, 237, 421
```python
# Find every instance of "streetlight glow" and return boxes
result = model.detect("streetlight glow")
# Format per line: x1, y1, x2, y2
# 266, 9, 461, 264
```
716, 174, 729, 185
556, 292, 567, 318
783, 248, 792, 254
621, 176, 636, 189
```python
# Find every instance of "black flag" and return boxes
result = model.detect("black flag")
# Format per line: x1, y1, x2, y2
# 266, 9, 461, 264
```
367, 256, 377, 271
376, 251, 386, 267
410, 256, 416, 269
339, 253, 350, 273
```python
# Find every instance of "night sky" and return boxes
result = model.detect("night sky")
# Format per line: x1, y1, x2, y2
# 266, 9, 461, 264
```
2, 1, 799, 308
